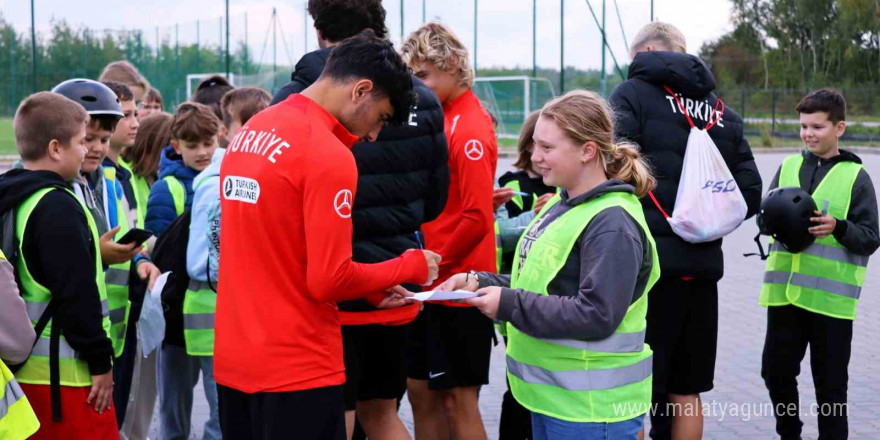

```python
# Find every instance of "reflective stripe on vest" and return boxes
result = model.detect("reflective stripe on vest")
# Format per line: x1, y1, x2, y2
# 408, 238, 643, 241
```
764, 271, 862, 299
103, 166, 133, 357
0, 372, 25, 418
507, 354, 653, 392
14, 187, 112, 387
540, 329, 647, 353
26, 299, 109, 322
769, 241, 868, 267
183, 279, 216, 356
760, 154, 867, 320
0, 361, 40, 439
506, 191, 660, 423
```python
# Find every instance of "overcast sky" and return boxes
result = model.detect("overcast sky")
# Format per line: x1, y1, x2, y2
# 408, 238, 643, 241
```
1, 0, 734, 71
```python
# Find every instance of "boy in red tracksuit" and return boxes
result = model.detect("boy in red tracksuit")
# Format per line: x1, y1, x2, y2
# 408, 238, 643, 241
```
214, 32, 440, 440
402, 22, 498, 440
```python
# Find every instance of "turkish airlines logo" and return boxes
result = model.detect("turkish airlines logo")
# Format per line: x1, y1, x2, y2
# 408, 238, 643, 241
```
464, 139, 484, 161
334, 189, 353, 218
223, 176, 260, 204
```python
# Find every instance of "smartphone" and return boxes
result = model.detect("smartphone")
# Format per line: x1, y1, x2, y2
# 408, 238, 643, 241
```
821, 200, 830, 216
117, 228, 154, 246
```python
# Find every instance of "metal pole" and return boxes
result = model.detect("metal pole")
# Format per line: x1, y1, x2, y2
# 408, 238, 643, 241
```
196, 20, 201, 73
225, 0, 230, 77
560, 0, 564, 93
244, 13, 248, 75
155, 26, 159, 82
532, 0, 537, 78
423, 0, 426, 23
81, 30, 86, 76
400, 0, 404, 44
219, 16, 223, 72
273, 8, 277, 90
473, 0, 478, 74
10, 32, 16, 113
304, 3, 308, 54
30, 0, 36, 92
771, 89, 776, 135
176, 23, 180, 103
600, 0, 606, 95
651, 0, 654, 21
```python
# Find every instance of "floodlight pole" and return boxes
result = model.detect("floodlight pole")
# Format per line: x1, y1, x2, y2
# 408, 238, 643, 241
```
225, 0, 230, 77
423, 0, 427, 23
30, 0, 36, 92
474, 0, 478, 74
600, 0, 606, 95
400, 0, 404, 43
532, 0, 537, 78
304, 3, 308, 54
560, 0, 564, 93
196, 20, 201, 73
651, 0, 654, 21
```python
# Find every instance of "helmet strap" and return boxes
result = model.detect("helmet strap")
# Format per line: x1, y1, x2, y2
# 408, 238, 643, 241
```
743, 232, 769, 260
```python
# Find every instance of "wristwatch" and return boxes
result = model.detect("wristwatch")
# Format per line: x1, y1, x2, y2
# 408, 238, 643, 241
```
466, 270, 480, 287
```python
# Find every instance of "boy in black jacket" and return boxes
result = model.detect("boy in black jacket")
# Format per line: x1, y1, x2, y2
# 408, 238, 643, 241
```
0, 92, 117, 439
610, 22, 763, 440
761, 89, 879, 440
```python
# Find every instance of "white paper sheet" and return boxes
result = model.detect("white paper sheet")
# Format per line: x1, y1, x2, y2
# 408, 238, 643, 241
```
411, 290, 480, 302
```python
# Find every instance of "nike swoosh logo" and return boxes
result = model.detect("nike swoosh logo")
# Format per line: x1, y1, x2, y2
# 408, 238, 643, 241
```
428, 371, 446, 379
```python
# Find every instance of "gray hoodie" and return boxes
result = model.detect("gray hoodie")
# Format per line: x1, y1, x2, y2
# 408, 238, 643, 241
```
0, 257, 37, 365
479, 179, 656, 341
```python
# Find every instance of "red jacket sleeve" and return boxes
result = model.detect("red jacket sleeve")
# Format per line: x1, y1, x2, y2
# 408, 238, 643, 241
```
302, 141, 428, 302
436, 131, 495, 272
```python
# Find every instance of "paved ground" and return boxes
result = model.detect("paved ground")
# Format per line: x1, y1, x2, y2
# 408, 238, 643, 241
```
148, 151, 880, 439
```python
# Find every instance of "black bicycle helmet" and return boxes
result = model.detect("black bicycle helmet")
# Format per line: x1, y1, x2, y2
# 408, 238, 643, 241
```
756, 186, 817, 254
52, 79, 124, 118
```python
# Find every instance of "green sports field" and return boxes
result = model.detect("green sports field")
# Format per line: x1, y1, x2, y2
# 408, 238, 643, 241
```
0, 118, 14, 156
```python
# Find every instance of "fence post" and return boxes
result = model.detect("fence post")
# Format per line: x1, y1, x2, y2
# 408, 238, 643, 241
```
770, 89, 776, 136
80, 30, 86, 77
154, 26, 159, 87
740, 88, 746, 120
10, 31, 16, 115
175, 23, 180, 105
196, 20, 200, 74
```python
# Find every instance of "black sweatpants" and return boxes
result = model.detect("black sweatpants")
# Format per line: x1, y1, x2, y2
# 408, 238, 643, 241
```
218, 384, 346, 440
761, 305, 852, 440
499, 337, 532, 440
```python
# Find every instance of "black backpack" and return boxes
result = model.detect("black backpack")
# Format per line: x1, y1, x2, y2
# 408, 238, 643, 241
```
150, 208, 192, 347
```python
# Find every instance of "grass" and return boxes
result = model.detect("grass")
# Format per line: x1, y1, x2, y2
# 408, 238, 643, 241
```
0, 118, 14, 156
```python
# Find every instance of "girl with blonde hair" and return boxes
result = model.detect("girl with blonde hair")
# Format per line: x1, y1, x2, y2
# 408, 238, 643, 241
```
440, 90, 659, 440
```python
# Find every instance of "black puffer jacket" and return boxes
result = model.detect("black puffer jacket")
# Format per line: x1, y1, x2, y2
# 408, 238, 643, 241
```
610, 51, 763, 280
272, 48, 450, 312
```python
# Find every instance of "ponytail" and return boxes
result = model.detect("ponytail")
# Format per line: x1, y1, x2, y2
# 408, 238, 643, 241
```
604, 142, 656, 197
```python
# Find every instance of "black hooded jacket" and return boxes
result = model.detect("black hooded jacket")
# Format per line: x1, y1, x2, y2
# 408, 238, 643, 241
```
272, 48, 450, 312
610, 51, 763, 280
0, 169, 114, 374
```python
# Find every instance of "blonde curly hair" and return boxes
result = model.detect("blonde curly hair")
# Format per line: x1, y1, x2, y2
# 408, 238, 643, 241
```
400, 22, 474, 88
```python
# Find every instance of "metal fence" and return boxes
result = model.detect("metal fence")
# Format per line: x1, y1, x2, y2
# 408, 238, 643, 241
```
716, 87, 879, 143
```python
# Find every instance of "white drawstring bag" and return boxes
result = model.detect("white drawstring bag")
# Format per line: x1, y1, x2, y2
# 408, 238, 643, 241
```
649, 87, 747, 243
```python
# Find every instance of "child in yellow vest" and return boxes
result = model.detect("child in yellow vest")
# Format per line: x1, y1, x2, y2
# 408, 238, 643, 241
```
760, 89, 879, 439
